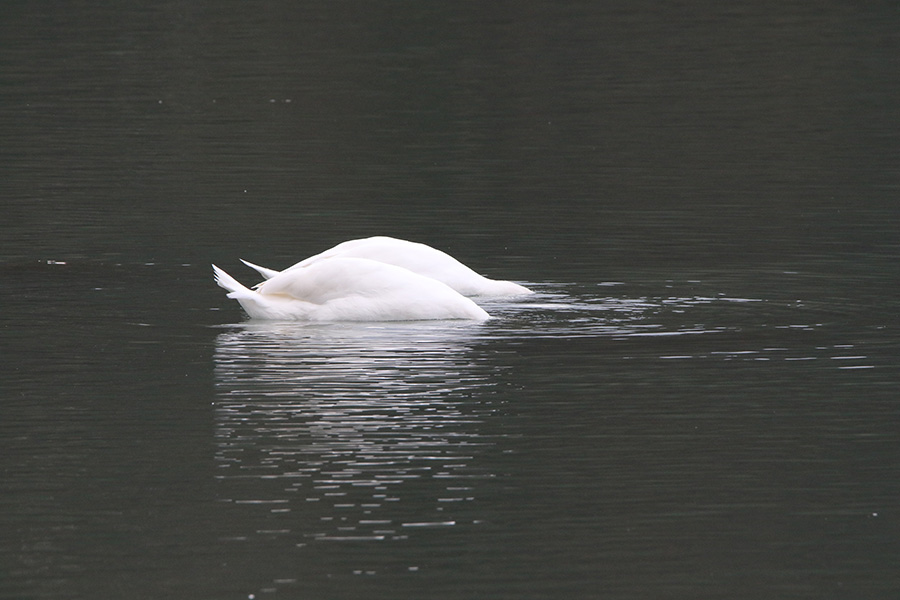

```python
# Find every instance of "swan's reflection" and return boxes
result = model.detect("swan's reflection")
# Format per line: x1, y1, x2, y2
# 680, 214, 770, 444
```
213, 321, 500, 543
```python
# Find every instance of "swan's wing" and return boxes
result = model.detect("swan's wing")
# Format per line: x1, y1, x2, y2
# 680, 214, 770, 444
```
255, 257, 362, 303
257, 256, 446, 305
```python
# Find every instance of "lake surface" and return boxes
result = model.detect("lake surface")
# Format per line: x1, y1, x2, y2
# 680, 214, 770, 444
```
2, 2, 899, 599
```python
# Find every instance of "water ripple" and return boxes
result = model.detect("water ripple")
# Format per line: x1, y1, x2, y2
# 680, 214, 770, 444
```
213, 321, 500, 544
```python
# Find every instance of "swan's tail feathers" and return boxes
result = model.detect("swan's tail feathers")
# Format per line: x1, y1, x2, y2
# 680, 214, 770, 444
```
214, 264, 276, 319
240, 259, 280, 280
212, 264, 254, 299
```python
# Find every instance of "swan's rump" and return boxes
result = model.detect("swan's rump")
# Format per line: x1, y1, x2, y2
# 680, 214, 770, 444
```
214, 257, 490, 322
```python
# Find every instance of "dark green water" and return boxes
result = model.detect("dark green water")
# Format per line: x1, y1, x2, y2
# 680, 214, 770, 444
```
2, 2, 899, 598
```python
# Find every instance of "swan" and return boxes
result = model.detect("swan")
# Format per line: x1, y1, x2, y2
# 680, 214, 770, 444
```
241, 236, 533, 297
212, 256, 490, 321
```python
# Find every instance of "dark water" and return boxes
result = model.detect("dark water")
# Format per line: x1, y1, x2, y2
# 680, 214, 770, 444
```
2, 2, 900, 598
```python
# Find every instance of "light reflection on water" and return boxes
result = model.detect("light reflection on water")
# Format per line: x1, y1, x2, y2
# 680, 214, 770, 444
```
213, 320, 502, 544
208, 281, 889, 597
478, 283, 879, 370
212, 281, 875, 543
480, 283, 769, 340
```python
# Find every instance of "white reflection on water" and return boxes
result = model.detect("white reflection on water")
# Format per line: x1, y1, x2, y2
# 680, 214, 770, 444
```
211, 283, 870, 554
213, 320, 500, 543
477, 284, 767, 340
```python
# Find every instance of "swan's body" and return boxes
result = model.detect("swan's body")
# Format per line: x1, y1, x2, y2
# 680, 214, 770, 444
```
213, 257, 490, 321
242, 236, 532, 297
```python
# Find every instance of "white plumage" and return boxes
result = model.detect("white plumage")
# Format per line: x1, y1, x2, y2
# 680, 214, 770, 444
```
241, 236, 533, 297
213, 256, 490, 322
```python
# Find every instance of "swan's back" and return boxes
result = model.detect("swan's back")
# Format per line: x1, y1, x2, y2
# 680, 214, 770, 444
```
282, 236, 532, 297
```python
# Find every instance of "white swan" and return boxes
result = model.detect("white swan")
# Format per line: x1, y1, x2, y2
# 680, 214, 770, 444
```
212, 257, 490, 321
241, 236, 533, 297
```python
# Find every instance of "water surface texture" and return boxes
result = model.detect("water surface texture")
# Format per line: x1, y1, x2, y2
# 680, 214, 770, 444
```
2, 2, 900, 599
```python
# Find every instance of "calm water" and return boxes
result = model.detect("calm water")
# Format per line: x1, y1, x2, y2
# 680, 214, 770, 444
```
2, 2, 900, 599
